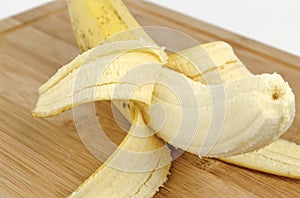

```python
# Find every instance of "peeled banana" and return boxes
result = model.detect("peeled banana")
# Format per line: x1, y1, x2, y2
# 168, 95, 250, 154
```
169, 42, 299, 176
31, 0, 298, 197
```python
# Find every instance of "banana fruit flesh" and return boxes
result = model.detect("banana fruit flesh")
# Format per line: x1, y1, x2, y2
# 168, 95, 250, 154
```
151, 73, 294, 157
31, 0, 298, 197
169, 42, 299, 176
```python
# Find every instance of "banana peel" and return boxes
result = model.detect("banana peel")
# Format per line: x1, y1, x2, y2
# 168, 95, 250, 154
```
67, 0, 154, 51
32, 40, 167, 117
69, 107, 171, 197
220, 139, 300, 179
167, 41, 252, 84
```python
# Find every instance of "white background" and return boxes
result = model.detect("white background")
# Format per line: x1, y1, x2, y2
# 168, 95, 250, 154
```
0, 0, 299, 57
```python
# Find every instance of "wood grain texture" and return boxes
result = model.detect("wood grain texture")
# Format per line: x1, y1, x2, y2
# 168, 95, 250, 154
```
0, 1, 299, 197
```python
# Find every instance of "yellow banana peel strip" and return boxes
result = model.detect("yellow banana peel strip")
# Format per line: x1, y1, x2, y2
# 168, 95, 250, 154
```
67, 0, 154, 51
219, 139, 300, 179
167, 41, 252, 83
32, 39, 167, 117
69, 107, 171, 197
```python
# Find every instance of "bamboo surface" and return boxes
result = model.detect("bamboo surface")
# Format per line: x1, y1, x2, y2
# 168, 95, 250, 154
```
0, 1, 300, 197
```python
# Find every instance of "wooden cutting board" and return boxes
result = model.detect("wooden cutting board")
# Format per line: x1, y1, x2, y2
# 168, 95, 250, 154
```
1, 1, 299, 197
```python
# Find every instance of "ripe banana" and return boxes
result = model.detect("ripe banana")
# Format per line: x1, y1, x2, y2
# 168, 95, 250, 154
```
32, 0, 298, 197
